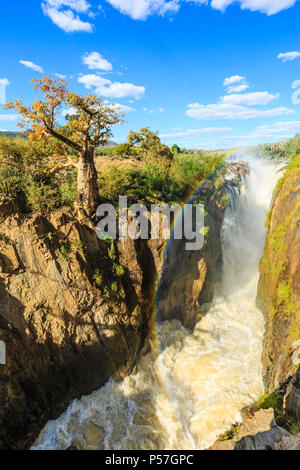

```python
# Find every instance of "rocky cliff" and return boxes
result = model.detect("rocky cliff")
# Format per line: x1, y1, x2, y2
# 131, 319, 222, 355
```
0, 162, 247, 449
258, 157, 300, 391
157, 162, 249, 330
0, 209, 164, 449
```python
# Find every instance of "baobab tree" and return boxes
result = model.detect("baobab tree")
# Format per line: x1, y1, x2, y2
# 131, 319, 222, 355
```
5, 77, 123, 222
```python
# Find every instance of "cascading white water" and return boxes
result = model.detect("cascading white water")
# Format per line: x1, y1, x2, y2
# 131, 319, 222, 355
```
32, 155, 282, 451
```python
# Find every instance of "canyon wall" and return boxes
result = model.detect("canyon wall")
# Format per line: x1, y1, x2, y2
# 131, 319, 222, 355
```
258, 159, 300, 391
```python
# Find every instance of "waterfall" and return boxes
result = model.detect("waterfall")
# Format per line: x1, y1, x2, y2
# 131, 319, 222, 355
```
32, 155, 282, 451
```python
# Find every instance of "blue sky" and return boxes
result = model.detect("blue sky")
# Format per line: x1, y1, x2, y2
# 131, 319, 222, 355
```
1, 0, 300, 149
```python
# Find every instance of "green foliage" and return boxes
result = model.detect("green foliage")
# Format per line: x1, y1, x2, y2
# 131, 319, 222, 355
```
0, 135, 78, 213
59, 181, 77, 206
58, 238, 84, 261
291, 324, 300, 340
0, 132, 226, 215
98, 166, 148, 203
290, 421, 300, 435
41, 231, 57, 243
112, 263, 125, 276
127, 127, 172, 166
97, 148, 225, 205
112, 143, 133, 157
220, 194, 230, 207
255, 134, 300, 160
171, 144, 181, 157
257, 388, 300, 434
111, 281, 118, 293
257, 391, 284, 426
96, 147, 113, 156
222, 425, 239, 441
93, 269, 103, 287
265, 210, 272, 228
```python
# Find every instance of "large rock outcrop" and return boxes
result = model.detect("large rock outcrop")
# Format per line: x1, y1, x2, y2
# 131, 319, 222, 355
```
211, 409, 300, 451
0, 210, 163, 449
258, 158, 300, 391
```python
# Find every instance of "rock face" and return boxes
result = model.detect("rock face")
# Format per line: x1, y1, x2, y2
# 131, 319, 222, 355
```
211, 409, 300, 451
258, 160, 300, 391
284, 368, 300, 420
0, 210, 163, 450
157, 162, 249, 330
0, 162, 248, 449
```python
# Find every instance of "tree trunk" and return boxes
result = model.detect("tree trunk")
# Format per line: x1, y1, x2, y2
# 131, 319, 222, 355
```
76, 149, 100, 222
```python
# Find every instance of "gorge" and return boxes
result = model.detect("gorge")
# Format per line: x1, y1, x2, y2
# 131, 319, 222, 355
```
1, 153, 300, 450
31, 155, 285, 450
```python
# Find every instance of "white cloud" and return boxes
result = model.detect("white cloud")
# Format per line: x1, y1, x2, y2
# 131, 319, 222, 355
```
210, 0, 296, 15
104, 0, 296, 19
223, 75, 246, 87
62, 107, 77, 117
43, 0, 91, 12
105, 102, 136, 113
161, 127, 233, 139
221, 91, 279, 106
78, 73, 145, 99
186, 102, 294, 120
173, 120, 300, 150
253, 120, 300, 137
55, 73, 67, 79
223, 75, 250, 94
143, 106, 165, 114
227, 84, 249, 94
105, 0, 180, 20
82, 52, 113, 71
187, 77, 294, 120
19, 60, 44, 73
0, 79, 10, 86
42, 2, 93, 32
0, 115, 19, 122
277, 51, 300, 62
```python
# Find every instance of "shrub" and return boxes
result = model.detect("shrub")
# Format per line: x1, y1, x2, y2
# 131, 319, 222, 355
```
112, 143, 133, 157
112, 263, 125, 276
93, 269, 103, 287
257, 391, 284, 426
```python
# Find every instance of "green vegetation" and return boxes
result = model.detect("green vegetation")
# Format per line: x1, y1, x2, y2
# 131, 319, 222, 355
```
257, 388, 300, 434
290, 421, 300, 435
254, 134, 300, 160
0, 135, 77, 212
98, 149, 225, 206
221, 424, 239, 441
112, 263, 125, 276
0, 122, 225, 215
93, 269, 103, 287
257, 391, 285, 426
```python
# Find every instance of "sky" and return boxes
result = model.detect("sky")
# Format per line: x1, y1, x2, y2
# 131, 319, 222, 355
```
1, 0, 300, 150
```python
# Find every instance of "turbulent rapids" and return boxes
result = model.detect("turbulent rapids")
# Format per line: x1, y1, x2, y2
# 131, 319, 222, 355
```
33, 156, 282, 451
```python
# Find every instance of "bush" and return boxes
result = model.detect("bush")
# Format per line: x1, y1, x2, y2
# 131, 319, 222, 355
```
0, 136, 78, 213
112, 143, 133, 157
98, 166, 148, 203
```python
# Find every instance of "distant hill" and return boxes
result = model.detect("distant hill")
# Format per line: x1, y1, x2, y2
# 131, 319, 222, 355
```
0, 130, 25, 138
99, 140, 117, 149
